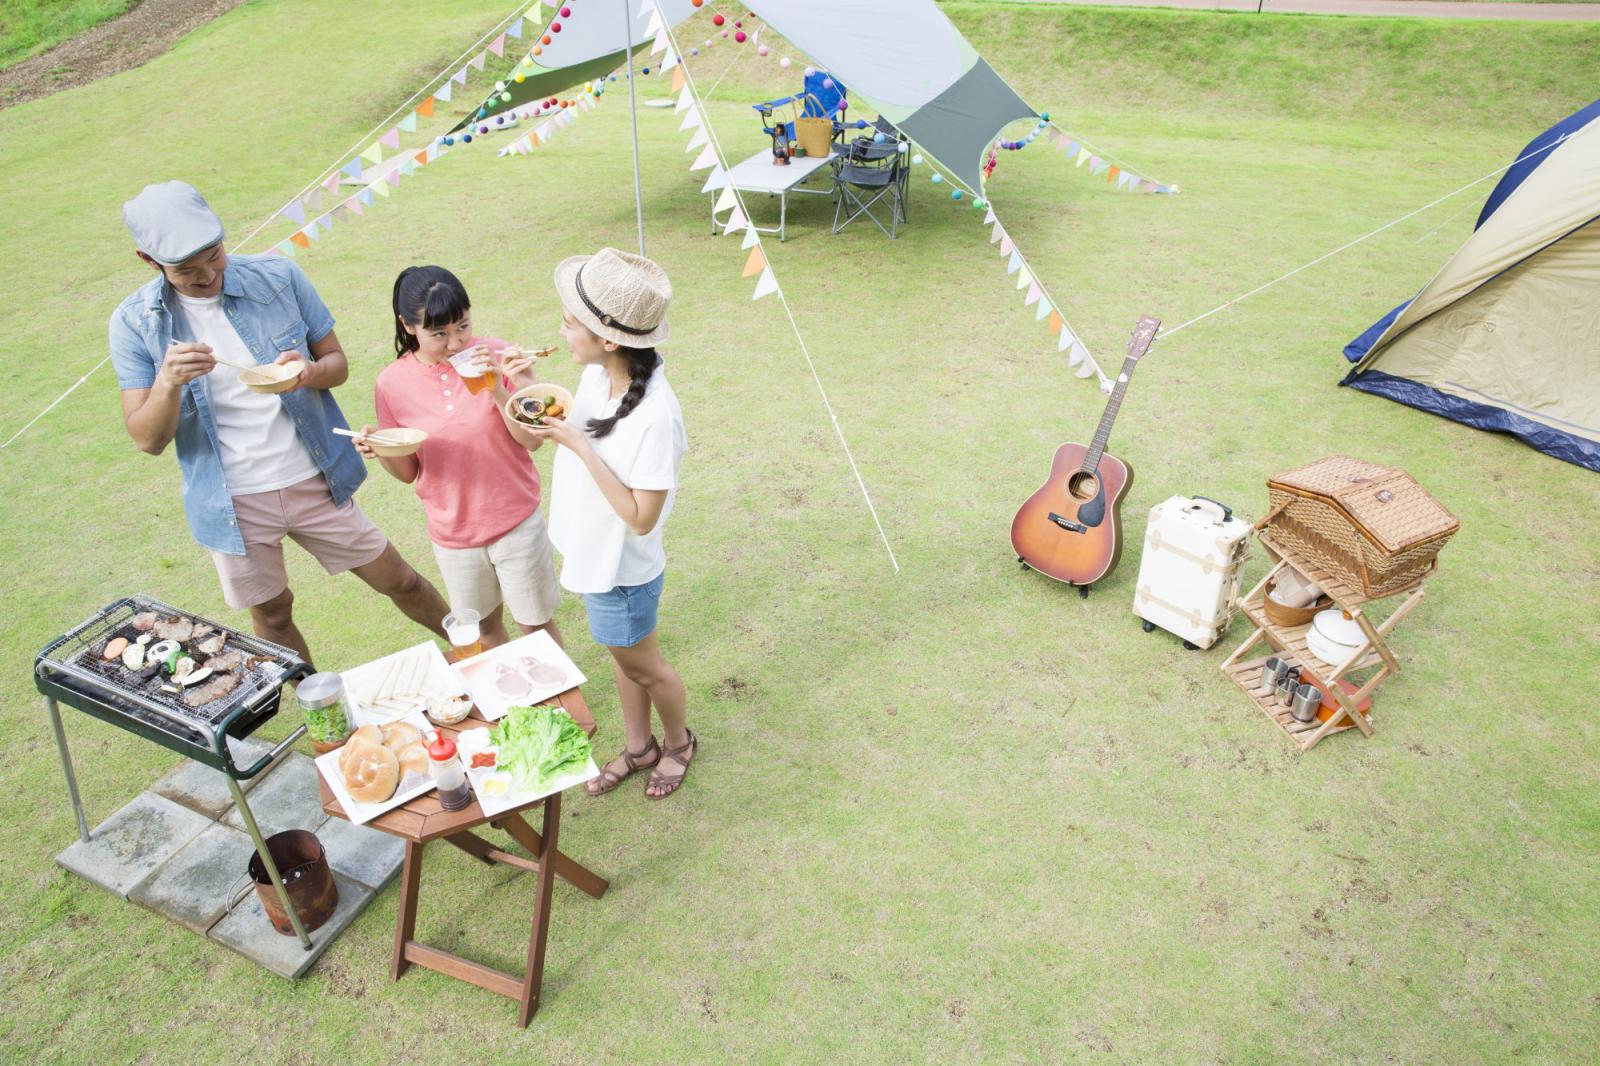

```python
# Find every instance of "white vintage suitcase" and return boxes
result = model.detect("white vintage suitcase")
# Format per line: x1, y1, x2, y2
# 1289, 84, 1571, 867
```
1132, 496, 1253, 649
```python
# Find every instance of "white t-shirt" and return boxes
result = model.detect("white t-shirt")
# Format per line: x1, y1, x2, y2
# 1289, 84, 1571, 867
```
548, 362, 687, 594
175, 292, 319, 497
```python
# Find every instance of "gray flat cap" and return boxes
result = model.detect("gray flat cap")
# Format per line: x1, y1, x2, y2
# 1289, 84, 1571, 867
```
123, 181, 225, 265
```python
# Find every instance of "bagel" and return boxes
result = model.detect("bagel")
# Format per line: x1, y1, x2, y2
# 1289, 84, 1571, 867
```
344, 743, 399, 804
381, 722, 423, 751
338, 735, 380, 776
396, 743, 429, 779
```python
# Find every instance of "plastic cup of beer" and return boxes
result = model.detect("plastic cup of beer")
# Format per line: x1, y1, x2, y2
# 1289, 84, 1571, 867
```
450, 348, 495, 395
443, 609, 483, 660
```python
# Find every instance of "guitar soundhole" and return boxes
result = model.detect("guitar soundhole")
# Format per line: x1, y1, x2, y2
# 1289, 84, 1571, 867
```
1067, 472, 1099, 501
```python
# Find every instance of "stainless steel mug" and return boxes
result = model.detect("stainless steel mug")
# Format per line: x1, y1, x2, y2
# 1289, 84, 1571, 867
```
1276, 675, 1297, 707
1260, 657, 1283, 696
1291, 683, 1324, 723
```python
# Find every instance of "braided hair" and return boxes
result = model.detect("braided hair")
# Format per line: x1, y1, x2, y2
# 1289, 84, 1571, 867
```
392, 265, 471, 358
587, 347, 659, 439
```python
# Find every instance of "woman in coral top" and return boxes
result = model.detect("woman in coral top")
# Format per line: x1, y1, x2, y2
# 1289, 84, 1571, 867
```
354, 265, 562, 649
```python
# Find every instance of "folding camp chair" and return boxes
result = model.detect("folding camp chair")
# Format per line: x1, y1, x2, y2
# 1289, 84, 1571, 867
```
831, 139, 904, 238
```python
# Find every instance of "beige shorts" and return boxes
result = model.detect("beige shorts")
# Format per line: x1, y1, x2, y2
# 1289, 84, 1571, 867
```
431, 508, 560, 626
210, 476, 389, 609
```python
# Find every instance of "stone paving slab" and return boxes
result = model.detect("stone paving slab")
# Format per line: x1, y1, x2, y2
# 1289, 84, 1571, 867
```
56, 791, 212, 898
220, 753, 328, 838
208, 869, 373, 979
128, 821, 255, 935
314, 814, 405, 892
148, 736, 277, 819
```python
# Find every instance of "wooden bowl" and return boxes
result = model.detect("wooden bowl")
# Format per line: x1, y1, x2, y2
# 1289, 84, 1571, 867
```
505, 383, 575, 428
367, 427, 428, 458
1263, 585, 1330, 628
240, 360, 305, 394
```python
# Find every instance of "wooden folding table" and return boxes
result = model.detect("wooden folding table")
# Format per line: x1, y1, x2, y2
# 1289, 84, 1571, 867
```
318, 687, 607, 1026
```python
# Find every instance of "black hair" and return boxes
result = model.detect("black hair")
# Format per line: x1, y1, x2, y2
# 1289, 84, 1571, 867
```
392, 265, 471, 358
587, 347, 660, 439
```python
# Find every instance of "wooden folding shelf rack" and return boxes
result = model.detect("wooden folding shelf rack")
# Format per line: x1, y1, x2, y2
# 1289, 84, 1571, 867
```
1220, 527, 1429, 752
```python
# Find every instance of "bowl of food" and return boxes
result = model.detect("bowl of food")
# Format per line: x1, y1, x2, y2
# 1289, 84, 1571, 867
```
425, 691, 474, 726
365, 427, 428, 458
240, 360, 306, 394
505, 384, 574, 428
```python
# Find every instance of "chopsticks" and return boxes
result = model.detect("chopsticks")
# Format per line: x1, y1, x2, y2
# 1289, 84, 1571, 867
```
333, 427, 406, 447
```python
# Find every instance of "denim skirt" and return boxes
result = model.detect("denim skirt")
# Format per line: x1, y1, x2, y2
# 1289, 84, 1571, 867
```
581, 571, 665, 647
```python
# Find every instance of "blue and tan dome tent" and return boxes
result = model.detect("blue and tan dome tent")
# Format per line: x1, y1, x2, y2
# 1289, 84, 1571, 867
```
1341, 100, 1600, 472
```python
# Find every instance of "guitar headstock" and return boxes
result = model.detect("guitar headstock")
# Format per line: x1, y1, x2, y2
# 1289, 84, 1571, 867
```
1126, 315, 1161, 363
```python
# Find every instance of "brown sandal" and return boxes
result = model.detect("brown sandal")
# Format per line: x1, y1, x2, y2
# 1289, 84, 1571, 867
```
586, 736, 660, 796
646, 731, 697, 800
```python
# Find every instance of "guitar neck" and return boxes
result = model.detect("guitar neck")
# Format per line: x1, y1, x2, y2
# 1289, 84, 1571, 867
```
1081, 355, 1137, 473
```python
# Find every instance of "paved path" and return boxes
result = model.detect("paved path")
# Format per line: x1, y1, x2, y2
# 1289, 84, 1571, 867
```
1033, 0, 1600, 20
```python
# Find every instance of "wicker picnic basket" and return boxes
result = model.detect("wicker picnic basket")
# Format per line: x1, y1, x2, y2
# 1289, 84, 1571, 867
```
1261, 456, 1458, 598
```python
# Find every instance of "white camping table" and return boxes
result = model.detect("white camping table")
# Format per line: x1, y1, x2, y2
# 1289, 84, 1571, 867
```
711, 150, 834, 242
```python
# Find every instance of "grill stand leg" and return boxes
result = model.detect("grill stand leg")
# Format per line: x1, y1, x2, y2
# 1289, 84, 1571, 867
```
45, 697, 91, 844
227, 777, 313, 951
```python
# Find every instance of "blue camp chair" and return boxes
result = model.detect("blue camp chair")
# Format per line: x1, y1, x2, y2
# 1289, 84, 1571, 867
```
753, 70, 861, 160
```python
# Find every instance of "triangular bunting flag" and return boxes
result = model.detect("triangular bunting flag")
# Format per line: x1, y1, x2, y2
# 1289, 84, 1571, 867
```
1106, 165, 1120, 184
471, 52, 487, 70
399, 156, 417, 176
724, 206, 748, 234
436, 81, 453, 103
1005, 249, 1022, 275
675, 88, 693, 114
1047, 310, 1064, 335
714, 186, 738, 214
644, 10, 663, 36
345, 196, 364, 217
341, 158, 364, 179
319, 211, 335, 232
690, 144, 717, 171
414, 149, 428, 165
1057, 137, 1072, 155
488, 34, 506, 56
398, 112, 418, 133
1000, 234, 1015, 257
372, 180, 390, 198
385, 170, 401, 187
380, 127, 401, 149
990, 221, 1004, 244
701, 166, 726, 194
741, 225, 760, 250
983, 207, 996, 225
1071, 343, 1091, 370
1035, 296, 1052, 322
276, 240, 295, 258
279, 201, 306, 225
452, 67, 468, 85
1016, 267, 1031, 291
651, 30, 668, 55
1089, 157, 1106, 176
527, 132, 541, 149
1059, 326, 1073, 353
303, 187, 322, 212
1066, 140, 1080, 157
685, 126, 708, 153
358, 187, 374, 206
508, 17, 524, 37
672, 65, 685, 93
1024, 281, 1041, 307
322, 173, 341, 195
1076, 148, 1090, 167
679, 107, 701, 132
289, 231, 310, 249
303, 220, 320, 241
752, 267, 779, 300
742, 245, 767, 277
361, 142, 384, 165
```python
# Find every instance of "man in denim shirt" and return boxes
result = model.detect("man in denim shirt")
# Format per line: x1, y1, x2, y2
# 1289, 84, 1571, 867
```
111, 181, 447, 666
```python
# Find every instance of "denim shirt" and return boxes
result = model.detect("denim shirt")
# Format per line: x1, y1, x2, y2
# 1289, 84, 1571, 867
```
109, 255, 367, 555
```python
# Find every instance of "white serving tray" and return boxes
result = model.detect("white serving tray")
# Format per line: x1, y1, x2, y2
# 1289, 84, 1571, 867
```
340, 641, 463, 725
454, 723, 600, 818
314, 712, 436, 826
452, 631, 587, 722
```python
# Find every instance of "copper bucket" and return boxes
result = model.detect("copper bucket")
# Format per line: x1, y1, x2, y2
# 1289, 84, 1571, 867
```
238, 829, 339, 936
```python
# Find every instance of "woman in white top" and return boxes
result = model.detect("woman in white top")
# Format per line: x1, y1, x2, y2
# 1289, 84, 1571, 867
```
518, 248, 694, 799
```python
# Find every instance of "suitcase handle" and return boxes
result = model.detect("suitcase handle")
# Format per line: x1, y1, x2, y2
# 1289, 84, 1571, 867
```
1188, 496, 1232, 523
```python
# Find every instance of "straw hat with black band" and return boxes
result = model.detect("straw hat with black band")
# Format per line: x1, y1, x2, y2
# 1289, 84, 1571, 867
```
554, 247, 671, 349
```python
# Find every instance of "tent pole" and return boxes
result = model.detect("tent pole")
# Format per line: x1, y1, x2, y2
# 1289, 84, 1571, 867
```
622, 0, 646, 255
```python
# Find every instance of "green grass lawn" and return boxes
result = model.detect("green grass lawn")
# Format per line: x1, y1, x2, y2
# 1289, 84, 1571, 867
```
0, 0, 135, 67
2, 1, 1598, 1060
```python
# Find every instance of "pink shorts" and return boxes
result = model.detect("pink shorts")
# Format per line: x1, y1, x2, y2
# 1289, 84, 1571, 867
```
210, 475, 388, 609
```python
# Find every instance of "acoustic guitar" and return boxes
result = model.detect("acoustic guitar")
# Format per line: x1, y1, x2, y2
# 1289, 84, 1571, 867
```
1010, 315, 1160, 592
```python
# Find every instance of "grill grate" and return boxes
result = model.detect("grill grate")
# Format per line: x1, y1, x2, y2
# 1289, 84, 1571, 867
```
36, 595, 305, 762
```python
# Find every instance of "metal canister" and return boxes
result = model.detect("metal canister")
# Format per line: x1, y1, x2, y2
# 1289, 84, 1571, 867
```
295, 672, 351, 745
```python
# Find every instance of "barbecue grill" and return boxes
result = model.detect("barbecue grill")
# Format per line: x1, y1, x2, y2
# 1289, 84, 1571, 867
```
37, 595, 318, 949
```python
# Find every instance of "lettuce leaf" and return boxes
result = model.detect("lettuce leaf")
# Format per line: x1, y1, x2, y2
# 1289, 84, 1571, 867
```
489, 705, 592, 792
